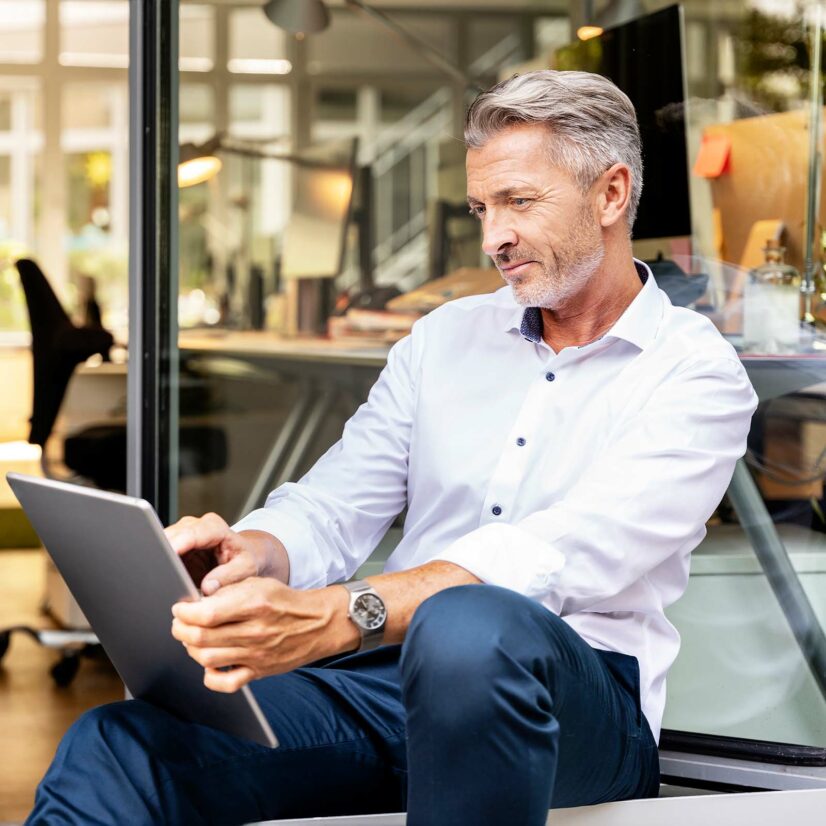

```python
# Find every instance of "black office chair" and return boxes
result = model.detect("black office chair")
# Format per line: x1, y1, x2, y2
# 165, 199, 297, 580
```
16, 258, 114, 453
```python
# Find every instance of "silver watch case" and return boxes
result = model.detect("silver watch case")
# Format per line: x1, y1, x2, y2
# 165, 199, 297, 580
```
342, 580, 387, 652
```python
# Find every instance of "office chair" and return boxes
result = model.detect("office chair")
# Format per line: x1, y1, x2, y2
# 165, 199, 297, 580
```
16, 258, 114, 453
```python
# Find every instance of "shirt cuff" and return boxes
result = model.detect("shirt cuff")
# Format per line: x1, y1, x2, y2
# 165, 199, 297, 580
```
431, 522, 566, 601
232, 508, 328, 590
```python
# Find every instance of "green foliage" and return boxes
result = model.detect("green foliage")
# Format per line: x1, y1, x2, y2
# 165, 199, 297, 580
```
737, 8, 821, 112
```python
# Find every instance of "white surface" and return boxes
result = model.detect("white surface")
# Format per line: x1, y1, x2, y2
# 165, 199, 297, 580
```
248, 789, 826, 825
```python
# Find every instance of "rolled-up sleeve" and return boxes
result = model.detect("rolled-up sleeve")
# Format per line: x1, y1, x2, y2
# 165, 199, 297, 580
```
432, 356, 758, 612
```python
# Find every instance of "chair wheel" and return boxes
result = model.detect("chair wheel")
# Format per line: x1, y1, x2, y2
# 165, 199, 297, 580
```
51, 654, 80, 687
0, 630, 9, 662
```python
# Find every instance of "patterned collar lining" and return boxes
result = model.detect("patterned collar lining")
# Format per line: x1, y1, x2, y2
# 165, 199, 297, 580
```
519, 264, 649, 345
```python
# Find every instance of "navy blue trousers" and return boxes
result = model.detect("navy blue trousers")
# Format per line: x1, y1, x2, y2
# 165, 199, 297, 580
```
27, 585, 659, 825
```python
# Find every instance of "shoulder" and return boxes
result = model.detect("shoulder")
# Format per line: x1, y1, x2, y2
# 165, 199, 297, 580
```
655, 292, 744, 374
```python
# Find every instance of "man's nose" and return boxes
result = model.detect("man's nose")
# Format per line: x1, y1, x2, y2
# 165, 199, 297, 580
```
481, 216, 518, 257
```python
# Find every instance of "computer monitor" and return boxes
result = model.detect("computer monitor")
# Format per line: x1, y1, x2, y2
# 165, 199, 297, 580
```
280, 138, 358, 279
556, 5, 691, 240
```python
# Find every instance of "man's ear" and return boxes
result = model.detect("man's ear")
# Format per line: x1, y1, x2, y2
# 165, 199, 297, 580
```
595, 163, 632, 229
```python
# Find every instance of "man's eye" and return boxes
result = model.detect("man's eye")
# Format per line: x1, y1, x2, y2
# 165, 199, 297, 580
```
468, 205, 485, 218
512, 198, 530, 207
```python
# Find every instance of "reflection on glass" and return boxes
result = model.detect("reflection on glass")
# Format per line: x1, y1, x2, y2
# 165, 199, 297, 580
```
626, 0, 826, 751
59, 1, 128, 69
0, 0, 44, 64
180, 4, 214, 73
167, 0, 826, 759
229, 8, 289, 75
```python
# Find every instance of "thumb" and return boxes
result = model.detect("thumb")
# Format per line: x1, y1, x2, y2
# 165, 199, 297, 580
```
201, 552, 257, 595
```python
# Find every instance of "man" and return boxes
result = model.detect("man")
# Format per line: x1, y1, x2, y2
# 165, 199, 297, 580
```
28, 71, 757, 825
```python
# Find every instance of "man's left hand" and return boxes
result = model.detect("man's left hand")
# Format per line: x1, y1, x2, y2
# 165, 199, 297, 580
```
171, 579, 357, 692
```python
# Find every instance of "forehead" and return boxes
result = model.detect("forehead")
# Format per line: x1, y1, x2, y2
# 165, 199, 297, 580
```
465, 123, 571, 195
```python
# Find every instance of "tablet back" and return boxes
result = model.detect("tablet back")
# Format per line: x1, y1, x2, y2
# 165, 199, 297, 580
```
7, 472, 277, 748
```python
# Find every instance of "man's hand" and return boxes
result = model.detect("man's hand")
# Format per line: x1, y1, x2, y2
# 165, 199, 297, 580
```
171, 578, 358, 692
164, 513, 290, 594
165, 511, 480, 694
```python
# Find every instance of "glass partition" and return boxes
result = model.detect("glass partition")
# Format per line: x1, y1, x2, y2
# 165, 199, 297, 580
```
156, 0, 826, 781
633, 0, 826, 759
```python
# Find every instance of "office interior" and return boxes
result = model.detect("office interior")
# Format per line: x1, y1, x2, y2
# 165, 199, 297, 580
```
1, 0, 825, 821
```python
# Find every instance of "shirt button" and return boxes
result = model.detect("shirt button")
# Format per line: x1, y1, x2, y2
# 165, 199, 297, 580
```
545, 371, 555, 382
516, 437, 526, 446
491, 505, 503, 516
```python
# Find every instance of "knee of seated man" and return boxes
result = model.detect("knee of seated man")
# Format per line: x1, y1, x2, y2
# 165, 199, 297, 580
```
402, 584, 562, 680
64, 700, 169, 757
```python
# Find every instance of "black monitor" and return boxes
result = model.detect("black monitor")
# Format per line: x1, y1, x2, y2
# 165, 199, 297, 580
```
556, 5, 691, 240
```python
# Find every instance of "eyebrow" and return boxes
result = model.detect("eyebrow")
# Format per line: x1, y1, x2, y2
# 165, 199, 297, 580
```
467, 187, 533, 205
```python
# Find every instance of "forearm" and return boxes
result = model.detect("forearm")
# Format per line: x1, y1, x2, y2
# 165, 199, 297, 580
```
316, 561, 482, 658
367, 561, 481, 644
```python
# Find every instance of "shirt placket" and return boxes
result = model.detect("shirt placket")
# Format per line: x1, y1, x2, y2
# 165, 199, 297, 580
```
478, 353, 563, 526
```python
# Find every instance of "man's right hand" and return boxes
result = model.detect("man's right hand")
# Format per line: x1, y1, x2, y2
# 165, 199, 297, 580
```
164, 513, 290, 595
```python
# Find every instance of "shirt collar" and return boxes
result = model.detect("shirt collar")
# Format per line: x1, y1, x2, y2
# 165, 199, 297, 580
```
505, 258, 661, 351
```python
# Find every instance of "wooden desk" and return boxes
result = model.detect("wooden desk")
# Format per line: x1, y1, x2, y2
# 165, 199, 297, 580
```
179, 330, 391, 368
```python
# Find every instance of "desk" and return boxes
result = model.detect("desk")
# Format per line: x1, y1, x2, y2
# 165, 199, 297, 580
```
179, 330, 390, 368
178, 331, 390, 520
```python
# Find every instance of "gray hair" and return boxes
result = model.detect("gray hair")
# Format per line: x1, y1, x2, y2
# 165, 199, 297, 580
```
465, 70, 643, 230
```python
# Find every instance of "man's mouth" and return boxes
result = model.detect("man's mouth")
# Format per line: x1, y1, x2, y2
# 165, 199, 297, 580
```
499, 261, 536, 278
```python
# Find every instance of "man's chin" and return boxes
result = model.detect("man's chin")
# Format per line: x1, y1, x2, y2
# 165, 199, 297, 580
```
509, 282, 558, 309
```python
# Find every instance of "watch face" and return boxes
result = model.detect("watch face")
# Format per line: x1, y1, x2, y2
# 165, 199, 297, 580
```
352, 592, 387, 631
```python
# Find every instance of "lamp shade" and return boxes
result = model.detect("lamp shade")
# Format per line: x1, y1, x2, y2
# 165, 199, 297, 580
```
178, 141, 222, 188
262, 0, 330, 34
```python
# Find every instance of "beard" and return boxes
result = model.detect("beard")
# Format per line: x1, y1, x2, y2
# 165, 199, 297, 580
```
496, 205, 605, 309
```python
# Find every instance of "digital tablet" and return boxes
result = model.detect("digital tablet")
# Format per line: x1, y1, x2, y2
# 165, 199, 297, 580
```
7, 472, 278, 748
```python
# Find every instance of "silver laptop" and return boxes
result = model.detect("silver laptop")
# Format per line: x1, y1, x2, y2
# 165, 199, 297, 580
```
7, 472, 277, 749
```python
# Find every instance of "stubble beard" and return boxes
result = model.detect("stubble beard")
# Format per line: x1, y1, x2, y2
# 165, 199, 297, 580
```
501, 209, 605, 309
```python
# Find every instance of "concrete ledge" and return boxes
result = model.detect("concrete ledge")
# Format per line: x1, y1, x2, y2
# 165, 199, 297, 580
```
248, 788, 826, 826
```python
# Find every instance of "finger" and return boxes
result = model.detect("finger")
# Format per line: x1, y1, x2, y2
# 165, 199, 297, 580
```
182, 644, 250, 670
201, 553, 258, 596
172, 617, 260, 648
172, 581, 259, 627
164, 512, 230, 557
204, 665, 255, 693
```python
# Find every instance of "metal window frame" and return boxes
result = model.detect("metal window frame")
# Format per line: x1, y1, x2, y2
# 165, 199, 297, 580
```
127, 0, 179, 523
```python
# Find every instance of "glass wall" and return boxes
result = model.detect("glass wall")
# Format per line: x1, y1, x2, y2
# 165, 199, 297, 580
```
172, 3, 544, 521
164, 1, 826, 765
642, 0, 826, 754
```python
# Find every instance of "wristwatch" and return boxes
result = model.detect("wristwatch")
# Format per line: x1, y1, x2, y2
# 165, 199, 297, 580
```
342, 579, 387, 652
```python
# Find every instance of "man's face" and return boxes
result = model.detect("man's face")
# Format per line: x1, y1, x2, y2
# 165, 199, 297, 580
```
466, 123, 605, 309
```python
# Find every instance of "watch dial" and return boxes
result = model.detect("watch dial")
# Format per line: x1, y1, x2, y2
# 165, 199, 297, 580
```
354, 593, 386, 630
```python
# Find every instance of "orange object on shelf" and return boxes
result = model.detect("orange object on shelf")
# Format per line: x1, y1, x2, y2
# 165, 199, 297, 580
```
693, 133, 732, 178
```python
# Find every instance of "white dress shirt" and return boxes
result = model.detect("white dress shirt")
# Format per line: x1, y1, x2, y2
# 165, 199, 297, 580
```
234, 260, 758, 740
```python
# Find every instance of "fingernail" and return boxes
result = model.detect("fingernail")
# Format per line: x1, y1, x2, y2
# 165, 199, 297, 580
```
203, 578, 219, 595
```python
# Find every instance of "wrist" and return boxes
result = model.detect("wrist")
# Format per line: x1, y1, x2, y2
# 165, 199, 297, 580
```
322, 585, 362, 657
237, 530, 290, 583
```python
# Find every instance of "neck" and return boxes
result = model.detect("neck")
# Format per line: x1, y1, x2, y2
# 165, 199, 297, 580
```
540, 240, 641, 352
